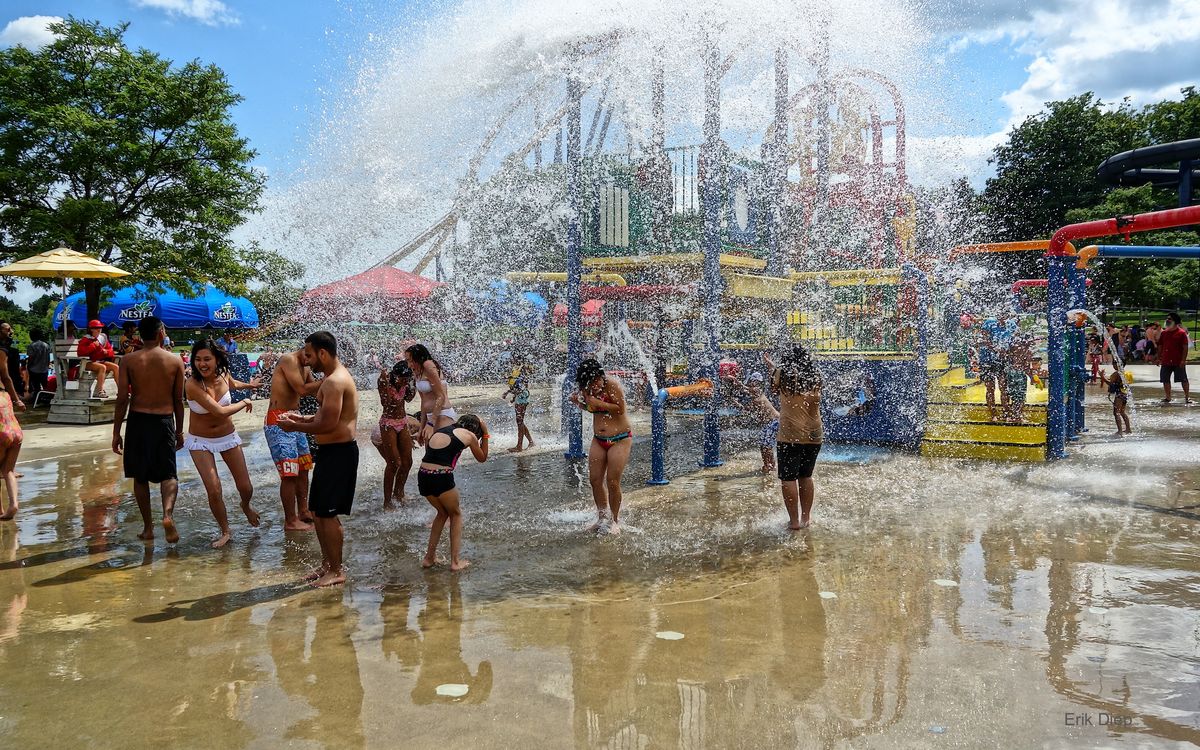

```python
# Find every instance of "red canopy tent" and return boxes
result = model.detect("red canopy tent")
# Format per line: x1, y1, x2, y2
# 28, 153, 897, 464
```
299, 266, 446, 322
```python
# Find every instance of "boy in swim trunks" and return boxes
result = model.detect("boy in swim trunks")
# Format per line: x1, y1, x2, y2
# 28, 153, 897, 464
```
265, 345, 322, 531
276, 332, 359, 588
111, 316, 186, 543
746, 372, 780, 475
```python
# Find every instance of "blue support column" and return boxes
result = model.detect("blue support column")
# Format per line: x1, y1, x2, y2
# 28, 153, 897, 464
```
904, 264, 929, 449
1069, 264, 1088, 437
1046, 256, 1069, 459
648, 389, 669, 485
699, 41, 723, 468
765, 46, 788, 277
561, 71, 586, 460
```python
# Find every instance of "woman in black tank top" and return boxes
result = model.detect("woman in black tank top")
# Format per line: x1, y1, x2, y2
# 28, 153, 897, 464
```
418, 414, 489, 571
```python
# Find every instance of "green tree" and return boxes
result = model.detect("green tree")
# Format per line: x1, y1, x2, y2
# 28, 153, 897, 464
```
982, 93, 1141, 242
0, 18, 273, 318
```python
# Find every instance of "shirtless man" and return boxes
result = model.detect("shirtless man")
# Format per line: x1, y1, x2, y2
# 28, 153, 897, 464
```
277, 331, 359, 588
112, 316, 186, 543
264, 345, 322, 531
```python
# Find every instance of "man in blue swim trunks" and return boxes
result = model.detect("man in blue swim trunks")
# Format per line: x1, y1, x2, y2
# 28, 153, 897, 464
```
265, 345, 322, 531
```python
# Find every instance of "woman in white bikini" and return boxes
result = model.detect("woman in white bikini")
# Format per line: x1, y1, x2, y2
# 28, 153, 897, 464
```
184, 338, 261, 548
405, 343, 456, 441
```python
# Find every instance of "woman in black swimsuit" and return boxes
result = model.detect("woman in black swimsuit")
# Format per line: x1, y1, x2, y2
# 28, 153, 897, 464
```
418, 414, 489, 571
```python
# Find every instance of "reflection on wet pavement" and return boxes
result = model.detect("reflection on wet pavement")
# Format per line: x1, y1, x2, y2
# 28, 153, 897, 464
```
0, 398, 1198, 747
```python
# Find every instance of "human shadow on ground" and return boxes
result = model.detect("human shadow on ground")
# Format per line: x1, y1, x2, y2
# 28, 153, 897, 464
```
132, 581, 307, 623
29, 546, 154, 586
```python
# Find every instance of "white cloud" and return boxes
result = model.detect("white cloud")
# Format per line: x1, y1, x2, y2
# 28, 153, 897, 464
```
132, 0, 239, 26
924, 0, 1200, 184
0, 15, 63, 49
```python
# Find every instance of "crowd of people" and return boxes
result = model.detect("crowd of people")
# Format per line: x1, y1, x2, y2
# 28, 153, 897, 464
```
0, 305, 1190, 587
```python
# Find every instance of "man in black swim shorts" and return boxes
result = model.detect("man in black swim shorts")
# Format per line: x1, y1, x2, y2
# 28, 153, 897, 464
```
112, 317, 186, 543
277, 332, 360, 588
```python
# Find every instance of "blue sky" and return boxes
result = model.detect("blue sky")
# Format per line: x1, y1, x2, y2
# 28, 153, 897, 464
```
2, 1, 425, 175
0, 0, 1041, 178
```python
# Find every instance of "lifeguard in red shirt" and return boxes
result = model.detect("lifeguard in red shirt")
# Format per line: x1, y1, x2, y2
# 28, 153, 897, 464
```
78, 320, 120, 398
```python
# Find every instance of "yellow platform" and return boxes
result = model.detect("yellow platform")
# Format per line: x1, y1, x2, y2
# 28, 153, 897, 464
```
921, 440, 1047, 462
927, 402, 1047, 425
922, 362, 1048, 462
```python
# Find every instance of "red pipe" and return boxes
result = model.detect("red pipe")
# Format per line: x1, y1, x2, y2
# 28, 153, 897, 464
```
1047, 205, 1200, 256
1011, 278, 1092, 293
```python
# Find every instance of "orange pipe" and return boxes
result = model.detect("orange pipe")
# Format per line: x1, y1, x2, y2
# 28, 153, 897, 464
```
1075, 245, 1099, 269
950, 240, 1076, 261
665, 379, 713, 399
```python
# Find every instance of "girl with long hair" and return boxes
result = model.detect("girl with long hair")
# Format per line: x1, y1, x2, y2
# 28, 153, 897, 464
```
569, 359, 632, 534
405, 343, 457, 440
766, 344, 823, 530
378, 360, 416, 509
184, 338, 261, 547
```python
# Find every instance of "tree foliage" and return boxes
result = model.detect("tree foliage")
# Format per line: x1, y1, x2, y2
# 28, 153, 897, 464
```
0, 18, 297, 318
982, 89, 1200, 307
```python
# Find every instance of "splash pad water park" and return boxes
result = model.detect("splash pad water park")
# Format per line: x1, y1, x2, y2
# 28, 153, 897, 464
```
2, 3, 1200, 748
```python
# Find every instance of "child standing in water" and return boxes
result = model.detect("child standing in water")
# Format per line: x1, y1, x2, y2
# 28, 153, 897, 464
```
570, 359, 632, 534
418, 414, 489, 571
1003, 336, 1034, 424
501, 354, 535, 453
1108, 368, 1132, 435
767, 345, 822, 530
738, 371, 779, 475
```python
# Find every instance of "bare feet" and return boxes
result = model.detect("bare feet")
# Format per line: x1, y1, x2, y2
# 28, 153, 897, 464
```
137, 527, 154, 540
450, 559, 471, 571
240, 502, 261, 527
507, 446, 524, 453
211, 532, 231, 549
0, 506, 16, 521
607, 522, 621, 535
311, 570, 346, 587
303, 566, 327, 582
587, 516, 606, 533
163, 518, 180, 544
284, 519, 314, 532
421, 555, 437, 569
383, 499, 397, 511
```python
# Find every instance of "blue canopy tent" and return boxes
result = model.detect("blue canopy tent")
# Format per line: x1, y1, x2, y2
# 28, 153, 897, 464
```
466, 280, 549, 326
55, 284, 260, 330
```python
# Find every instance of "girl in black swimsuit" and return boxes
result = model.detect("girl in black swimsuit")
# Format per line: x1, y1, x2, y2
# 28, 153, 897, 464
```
418, 414, 489, 571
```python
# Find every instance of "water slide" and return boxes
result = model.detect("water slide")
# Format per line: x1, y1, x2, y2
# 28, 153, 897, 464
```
1096, 138, 1200, 189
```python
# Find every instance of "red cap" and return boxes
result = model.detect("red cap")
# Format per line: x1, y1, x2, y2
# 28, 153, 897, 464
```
87, 319, 103, 329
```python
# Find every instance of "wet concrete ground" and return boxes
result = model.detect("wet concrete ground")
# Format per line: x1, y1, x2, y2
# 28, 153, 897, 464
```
0, 388, 1198, 748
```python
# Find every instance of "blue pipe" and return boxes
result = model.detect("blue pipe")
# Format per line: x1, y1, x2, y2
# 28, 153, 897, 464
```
1046, 257, 1069, 459
648, 389, 670, 485
1089, 245, 1200, 259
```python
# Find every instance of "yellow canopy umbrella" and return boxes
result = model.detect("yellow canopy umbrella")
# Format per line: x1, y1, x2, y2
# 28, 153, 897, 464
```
0, 247, 130, 338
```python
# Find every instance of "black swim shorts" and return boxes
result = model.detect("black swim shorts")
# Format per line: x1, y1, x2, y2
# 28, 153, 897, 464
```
1160, 364, 1189, 384
310, 440, 359, 518
777, 442, 821, 481
123, 411, 178, 483
417, 468, 456, 497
